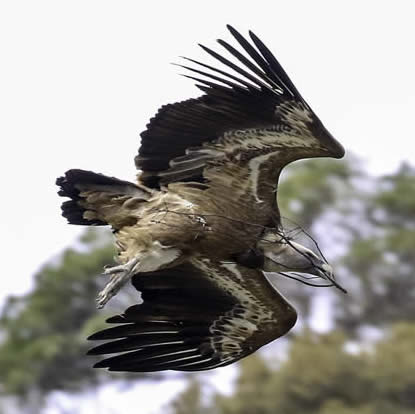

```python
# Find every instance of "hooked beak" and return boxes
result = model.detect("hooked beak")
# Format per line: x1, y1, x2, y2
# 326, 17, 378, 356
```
257, 235, 347, 293
313, 262, 347, 294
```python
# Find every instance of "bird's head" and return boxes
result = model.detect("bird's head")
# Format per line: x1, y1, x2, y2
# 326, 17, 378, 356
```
255, 230, 346, 293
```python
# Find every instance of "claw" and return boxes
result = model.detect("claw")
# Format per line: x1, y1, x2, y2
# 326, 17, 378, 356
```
97, 272, 131, 308
103, 264, 127, 275
97, 257, 140, 308
96, 243, 181, 308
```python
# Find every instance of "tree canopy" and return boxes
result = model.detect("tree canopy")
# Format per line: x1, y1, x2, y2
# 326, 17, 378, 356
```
0, 229, 152, 411
170, 324, 415, 414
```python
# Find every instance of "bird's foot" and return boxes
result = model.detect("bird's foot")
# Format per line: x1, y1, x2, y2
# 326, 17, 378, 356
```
96, 243, 181, 308
96, 257, 140, 308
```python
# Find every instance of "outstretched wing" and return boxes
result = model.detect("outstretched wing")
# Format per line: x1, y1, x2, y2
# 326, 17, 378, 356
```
87, 259, 297, 372
136, 25, 344, 188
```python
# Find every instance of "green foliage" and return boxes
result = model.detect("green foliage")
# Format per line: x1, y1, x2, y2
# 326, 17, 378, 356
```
215, 355, 273, 414
167, 378, 210, 414
374, 163, 415, 225
337, 163, 415, 332
370, 323, 415, 407
265, 331, 367, 413
0, 229, 145, 401
170, 324, 415, 414
278, 157, 358, 228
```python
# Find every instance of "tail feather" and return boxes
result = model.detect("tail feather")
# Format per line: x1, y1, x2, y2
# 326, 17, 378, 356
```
60, 199, 106, 226
56, 169, 152, 228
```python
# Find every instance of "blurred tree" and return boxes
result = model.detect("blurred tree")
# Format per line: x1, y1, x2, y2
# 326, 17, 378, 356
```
278, 156, 359, 229
336, 163, 415, 333
370, 323, 415, 409
167, 377, 210, 414
0, 229, 151, 411
214, 354, 273, 414
172, 324, 415, 414
263, 331, 369, 414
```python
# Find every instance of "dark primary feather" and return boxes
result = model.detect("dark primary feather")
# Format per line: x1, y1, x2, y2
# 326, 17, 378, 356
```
226, 25, 288, 92
180, 56, 260, 91
247, 29, 303, 99
198, 43, 276, 93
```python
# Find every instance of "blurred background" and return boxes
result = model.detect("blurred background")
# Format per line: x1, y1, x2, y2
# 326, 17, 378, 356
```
1, 1, 414, 413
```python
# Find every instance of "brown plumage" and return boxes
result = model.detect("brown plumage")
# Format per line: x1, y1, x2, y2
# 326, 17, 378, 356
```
56, 25, 345, 372
87, 260, 297, 372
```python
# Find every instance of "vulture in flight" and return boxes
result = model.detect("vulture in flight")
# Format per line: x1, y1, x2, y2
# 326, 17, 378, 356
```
57, 25, 346, 373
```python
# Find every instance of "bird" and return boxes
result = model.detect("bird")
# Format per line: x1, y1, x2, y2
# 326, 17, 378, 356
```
86, 232, 341, 372
56, 25, 346, 372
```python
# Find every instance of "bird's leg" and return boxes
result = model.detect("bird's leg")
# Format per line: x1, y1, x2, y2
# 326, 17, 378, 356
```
102, 260, 139, 275
96, 257, 140, 309
96, 242, 181, 308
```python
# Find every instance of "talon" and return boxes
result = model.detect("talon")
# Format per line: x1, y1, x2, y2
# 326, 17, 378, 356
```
103, 264, 125, 275
97, 257, 141, 307
97, 276, 127, 308
96, 245, 180, 308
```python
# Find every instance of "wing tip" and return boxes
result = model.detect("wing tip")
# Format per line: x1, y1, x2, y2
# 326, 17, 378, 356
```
312, 120, 345, 159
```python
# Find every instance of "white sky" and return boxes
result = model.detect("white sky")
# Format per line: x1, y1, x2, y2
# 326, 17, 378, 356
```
1, 1, 414, 413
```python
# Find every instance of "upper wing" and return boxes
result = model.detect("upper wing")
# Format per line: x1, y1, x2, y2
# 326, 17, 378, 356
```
136, 25, 344, 188
87, 259, 297, 372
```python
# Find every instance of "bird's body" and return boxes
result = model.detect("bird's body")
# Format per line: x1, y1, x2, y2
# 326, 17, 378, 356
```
56, 25, 346, 372
111, 157, 280, 263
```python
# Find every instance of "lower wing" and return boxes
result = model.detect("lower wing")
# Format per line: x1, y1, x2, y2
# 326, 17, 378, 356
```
87, 258, 297, 372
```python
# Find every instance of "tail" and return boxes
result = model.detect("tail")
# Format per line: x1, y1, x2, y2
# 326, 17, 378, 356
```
56, 169, 152, 228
